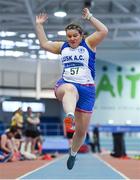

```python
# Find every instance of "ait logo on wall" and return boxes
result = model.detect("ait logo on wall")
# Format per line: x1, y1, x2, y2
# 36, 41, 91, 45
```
93, 60, 140, 124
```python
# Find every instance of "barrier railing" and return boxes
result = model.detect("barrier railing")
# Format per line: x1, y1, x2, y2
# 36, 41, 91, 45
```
1, 123, 140, 136
40, 123, 63, 136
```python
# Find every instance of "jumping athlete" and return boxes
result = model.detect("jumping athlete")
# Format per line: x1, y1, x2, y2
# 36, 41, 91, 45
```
36, 8, 108, 170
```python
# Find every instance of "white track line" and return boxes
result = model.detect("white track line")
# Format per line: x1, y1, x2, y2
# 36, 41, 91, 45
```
16, 155, 67, 180
93, 154, 130, 180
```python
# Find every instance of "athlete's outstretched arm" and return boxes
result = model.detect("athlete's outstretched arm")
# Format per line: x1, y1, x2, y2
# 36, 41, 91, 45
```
35, 13, 63, 54
82, 8, 108, 49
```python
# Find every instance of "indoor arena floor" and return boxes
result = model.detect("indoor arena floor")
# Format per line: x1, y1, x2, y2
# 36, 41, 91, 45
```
18, 153, 128, 179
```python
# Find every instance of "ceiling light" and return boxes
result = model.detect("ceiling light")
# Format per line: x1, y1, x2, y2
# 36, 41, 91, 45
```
54, 11, 67, 17
1, 40, 15, 47
29, 45, 40, 49
0, 31, 16, 37
15, 41, 28, 47
35, 39, 39, 44
28, 33, 36, 38
57, 31, 66, 36
22, 39, 33, 44
0, 31, 6, 37
3, 50, 24, 57
6, 31, 17, 36
0, 40, 14, 49
20, 34, 26, 38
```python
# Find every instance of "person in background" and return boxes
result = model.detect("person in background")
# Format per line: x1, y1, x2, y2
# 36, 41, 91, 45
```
10, 107, 24, 137
111, 132, 127, 158
0, 127, 18, 162
92, 125, 101, 153
36, 7, 108, 170
24, 107, 40, 154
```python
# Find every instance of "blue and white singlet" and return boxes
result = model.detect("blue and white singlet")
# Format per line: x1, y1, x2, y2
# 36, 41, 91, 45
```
60, 39, 96, 84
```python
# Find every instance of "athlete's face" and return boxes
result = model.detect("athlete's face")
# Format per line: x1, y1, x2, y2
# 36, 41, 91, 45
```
66, 29, 82, 48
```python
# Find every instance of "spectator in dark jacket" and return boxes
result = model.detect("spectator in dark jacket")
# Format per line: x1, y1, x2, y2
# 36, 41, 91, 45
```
92, 125, 101, 153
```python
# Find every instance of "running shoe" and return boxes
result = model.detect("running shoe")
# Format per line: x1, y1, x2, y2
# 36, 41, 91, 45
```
64, 114, 74, 132
67, 154, 76, 170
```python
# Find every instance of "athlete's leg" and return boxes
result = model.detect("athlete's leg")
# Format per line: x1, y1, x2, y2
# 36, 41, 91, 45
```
67, 111, 92, 170
66, 84, 95, 169
55, 83, 79, 114
56, 83, 78, 150
71, 111, 92, 153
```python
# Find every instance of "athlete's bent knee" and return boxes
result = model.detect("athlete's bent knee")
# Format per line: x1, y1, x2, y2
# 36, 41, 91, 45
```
64, 84, 77, 94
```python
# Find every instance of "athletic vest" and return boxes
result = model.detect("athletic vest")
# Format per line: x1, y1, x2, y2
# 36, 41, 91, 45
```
60, 39, 96, 84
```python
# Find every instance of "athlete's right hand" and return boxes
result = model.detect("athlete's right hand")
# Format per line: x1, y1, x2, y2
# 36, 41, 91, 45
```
36, 13, 48, 24
82, 8, 92, 20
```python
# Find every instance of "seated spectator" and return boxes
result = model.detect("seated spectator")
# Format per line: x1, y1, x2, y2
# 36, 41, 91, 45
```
34, 135, 43, 155
0, 151, 13, 163
0, 127, 18, 162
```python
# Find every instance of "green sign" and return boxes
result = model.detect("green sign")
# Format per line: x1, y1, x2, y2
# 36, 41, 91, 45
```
96, 73, 140, 98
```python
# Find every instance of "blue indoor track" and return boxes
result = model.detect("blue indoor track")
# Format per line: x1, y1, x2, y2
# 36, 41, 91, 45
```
18, 153, 128, 179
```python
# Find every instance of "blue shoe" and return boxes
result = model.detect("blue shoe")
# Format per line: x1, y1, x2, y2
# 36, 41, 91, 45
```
67, 154, 76, 170
0, 152, 12, 163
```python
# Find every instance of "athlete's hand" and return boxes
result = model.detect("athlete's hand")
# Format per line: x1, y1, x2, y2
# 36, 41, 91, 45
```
82, 8, 92, 20
36, 13, 48, 24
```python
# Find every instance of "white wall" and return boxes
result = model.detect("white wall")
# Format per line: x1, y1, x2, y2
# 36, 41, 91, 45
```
92, 59, 140, 125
